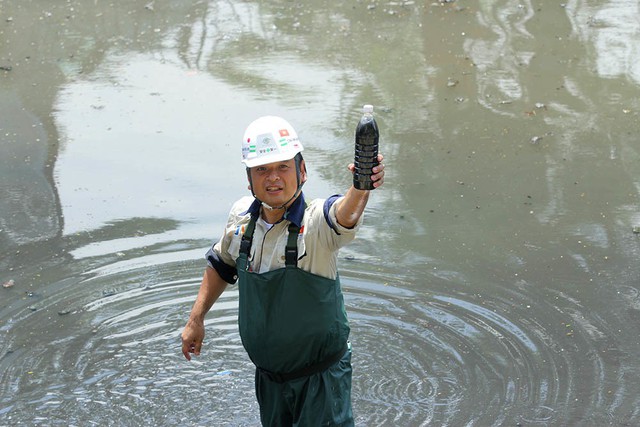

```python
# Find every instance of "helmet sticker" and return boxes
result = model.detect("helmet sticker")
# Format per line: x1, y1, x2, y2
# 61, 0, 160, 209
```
256, 133, 277, 155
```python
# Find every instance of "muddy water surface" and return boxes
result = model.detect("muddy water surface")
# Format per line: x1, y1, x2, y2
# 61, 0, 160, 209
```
1, 1, 640, 426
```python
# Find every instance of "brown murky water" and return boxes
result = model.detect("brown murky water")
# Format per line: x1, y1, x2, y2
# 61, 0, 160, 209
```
2, 1, 640, 425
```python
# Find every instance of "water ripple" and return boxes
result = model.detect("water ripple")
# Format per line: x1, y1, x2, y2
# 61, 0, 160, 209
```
0, 255, 259, 426
2, 247, 640, 425
344, 273, 639, 426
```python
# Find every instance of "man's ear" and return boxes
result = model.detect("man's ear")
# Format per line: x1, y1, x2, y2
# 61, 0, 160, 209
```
246, 168, 253, 191
299, 159, 308, 184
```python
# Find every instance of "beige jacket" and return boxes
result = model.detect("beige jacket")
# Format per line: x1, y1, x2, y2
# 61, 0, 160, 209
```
207, 193, 361, 281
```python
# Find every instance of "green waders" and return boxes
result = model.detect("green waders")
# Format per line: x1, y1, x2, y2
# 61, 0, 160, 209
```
237, 214, 353, 426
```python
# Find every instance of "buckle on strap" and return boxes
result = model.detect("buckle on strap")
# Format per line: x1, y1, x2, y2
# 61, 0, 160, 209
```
284, 246, 298, 266
285, 223, 300, 266
239, 237, 252, 256
256, 342, 348, 384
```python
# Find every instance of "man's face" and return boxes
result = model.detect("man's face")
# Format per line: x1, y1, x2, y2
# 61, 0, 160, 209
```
248, 158, 306, 208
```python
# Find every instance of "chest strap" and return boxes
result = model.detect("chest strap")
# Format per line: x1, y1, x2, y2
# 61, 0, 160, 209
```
239, 212, 258, 257
239, 214, 300, 267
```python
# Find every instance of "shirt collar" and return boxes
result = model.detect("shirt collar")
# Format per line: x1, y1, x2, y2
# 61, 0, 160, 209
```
245, 192, 306, 228
283, 192, 305, 227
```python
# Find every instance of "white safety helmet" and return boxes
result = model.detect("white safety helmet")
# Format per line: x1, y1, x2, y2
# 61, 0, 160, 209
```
241, 116, 304, 168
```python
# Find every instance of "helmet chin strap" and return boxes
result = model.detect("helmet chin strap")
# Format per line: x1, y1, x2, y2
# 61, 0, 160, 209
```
260, 185, 302, 211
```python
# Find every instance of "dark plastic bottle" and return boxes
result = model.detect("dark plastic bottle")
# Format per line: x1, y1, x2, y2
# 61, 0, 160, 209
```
353, 104, 379, 190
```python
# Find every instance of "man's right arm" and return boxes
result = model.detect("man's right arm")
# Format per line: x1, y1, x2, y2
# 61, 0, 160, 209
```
181, 266, 228, 361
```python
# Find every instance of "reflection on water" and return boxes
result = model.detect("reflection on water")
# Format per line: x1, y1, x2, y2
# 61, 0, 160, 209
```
568, 0, 640, 83
2, 0, 640, 425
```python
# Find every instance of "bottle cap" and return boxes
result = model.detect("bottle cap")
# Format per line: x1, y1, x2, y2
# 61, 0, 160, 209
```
363, 104, 373, 113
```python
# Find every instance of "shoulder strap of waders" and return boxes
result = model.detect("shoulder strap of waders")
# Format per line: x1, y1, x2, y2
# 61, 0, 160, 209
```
285, 223, 300, 266
239, 213, 258, 257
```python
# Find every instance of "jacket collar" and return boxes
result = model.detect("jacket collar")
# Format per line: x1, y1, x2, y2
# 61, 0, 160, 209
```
245, 192, 306, 228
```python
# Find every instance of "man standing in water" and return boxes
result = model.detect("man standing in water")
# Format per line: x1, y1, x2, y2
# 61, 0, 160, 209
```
181, 115, 385, 426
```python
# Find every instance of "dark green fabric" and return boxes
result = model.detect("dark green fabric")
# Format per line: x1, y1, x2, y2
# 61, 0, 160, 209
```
255, 346, 354, 427
236, 215, 352, 425
237, 250, 349, 373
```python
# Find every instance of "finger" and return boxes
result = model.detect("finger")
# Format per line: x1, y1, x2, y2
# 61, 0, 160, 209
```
182, 341, 193, 361
371, 167, 385, 187
347, 163, 355, 172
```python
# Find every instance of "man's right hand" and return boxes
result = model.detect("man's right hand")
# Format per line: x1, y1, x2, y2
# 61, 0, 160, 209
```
181, 319, 205, 361
181, 267, 229, 361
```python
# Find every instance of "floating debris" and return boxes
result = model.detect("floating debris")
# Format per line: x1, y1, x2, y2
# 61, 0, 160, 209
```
530, 136, 543, 144
2, 279, 15, 288
58, 309, 72, 315
102, 289, 117, 297
633, 226, 640, 235
587, 16, 609, 28
447, 78, 459, 88
0, 65, 12, 72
